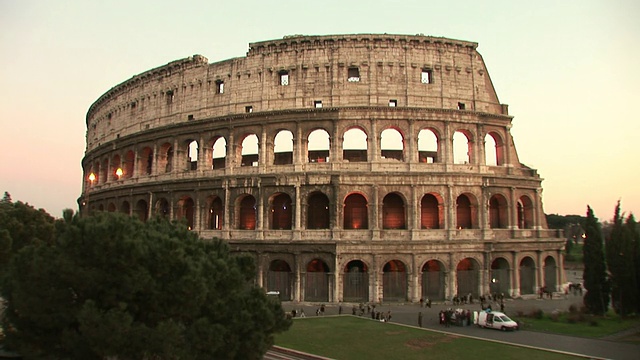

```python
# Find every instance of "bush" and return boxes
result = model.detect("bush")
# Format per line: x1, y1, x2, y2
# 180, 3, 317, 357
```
550, 310, 560, 322
568, 304, 578, 314
529, 308, 544, 319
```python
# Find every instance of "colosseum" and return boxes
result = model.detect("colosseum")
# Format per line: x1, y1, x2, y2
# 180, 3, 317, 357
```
80, 34, 565, 303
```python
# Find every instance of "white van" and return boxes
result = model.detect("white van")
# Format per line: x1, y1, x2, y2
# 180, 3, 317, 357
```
474, 310, 519, 331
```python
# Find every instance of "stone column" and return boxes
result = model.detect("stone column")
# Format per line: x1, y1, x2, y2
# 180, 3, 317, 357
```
511, 252, 520, 297
294, 184, 301, 230
443, 122, 452, 165
510, 187, 517, 230
152, 142, 159, 176
407, 120, 416, 163
171, 138, 179, 173
477, 124, 486, 165
369, 118, 378, 163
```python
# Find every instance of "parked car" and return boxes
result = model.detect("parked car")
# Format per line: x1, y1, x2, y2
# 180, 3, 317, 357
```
474, 310, 519, 331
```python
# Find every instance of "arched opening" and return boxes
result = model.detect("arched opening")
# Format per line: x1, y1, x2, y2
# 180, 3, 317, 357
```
544, 256, 557, 292
159, 142, 173, 173
383, 260, 407, 301
238, 195, 256, 230
382, 193, 406, 229
485, 132, 504, 165
267, 260, 292, 301
273, 130, 293, 165
241, 134, 259, 167
456, 194, 473, 229
421, 193, 441, 229
304, 259, 330, 302
418, 128, 438, 163
307, 192, 330, 229
187, 140, 198, 170
517, 195, 534, 229
208, 196, 223, 230
212, 137, 226, 169
343, 128, 367, 162
343, 193, 368, 229
308, 129, 330, 163
111, 155, 121, 181
456, 258, 479, 297
135, 199, 148, 222
453, 131, 471, 164
120, 201, 130, 215
177, 197, 195, 230
519, 257, 536, 295
490, 257, 510, 295
270, 193, 292, 230
489, 194, 509, 229
422, 260, 445, 300
484, 134, 497, 166
343, 260, 368, 302
123, 150, 135, 179
107, 203, 116, 212
380, 128, 404, 161
155, 198, 170, 218
139, 147, 153, 175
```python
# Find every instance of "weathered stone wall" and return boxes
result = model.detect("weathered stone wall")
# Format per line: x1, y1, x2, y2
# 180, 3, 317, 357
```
86, 34, 503, 151
81, 34, 564, 303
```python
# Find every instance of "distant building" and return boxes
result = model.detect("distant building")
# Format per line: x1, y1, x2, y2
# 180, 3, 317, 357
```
80, 34, 565, 302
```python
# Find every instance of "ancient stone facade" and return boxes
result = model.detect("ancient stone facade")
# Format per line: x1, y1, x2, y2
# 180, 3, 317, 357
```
81, 34, 564, 303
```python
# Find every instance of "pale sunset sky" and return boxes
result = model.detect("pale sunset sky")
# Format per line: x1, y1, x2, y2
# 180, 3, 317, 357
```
0, 0, 638, 221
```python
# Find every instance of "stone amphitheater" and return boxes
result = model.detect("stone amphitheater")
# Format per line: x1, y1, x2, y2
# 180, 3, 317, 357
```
80, 34, 565, 303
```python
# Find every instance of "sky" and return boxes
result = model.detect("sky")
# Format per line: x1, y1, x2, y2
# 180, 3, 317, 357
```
0, 0, 638, 220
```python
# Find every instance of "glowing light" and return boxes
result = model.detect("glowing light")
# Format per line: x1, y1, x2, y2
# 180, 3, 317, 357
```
115, 168, 123, 179
88, 172, 96, 183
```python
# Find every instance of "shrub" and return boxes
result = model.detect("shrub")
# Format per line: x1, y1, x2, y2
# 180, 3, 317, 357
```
529, 308, 544, 319
568, 304, 578, 314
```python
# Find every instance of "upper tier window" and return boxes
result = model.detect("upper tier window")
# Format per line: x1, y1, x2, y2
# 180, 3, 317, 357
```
348, 67, 360, 82
421, 69, 432, 84
279, 71, 289, 86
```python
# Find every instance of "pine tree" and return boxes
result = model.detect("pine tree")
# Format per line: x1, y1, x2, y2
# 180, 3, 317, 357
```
625, 213, 640, 313
605, 202, 638, 316
2, 212, 291, 358
582, 206, 610, 315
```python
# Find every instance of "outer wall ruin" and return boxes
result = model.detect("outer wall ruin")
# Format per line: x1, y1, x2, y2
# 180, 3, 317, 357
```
81, 34, 565, 303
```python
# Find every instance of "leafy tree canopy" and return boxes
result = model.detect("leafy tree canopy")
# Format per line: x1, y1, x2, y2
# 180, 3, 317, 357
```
1, 211, 291, 359
0, 192, 56, 272
545, 213, 585, 230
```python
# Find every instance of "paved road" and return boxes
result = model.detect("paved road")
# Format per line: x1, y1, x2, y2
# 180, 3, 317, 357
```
281, 295, 640, 360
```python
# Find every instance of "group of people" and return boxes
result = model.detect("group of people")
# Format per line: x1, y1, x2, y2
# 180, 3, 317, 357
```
438, 308, 473, 327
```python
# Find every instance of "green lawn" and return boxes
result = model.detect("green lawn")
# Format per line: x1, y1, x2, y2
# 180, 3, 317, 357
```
516, 311, 640, 340
274, 316, 579, 360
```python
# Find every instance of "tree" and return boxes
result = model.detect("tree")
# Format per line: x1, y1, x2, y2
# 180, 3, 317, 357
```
1, 212, 291, 359
605, 202, 638, 316
630, 214, 640, 313
0, 193, 56, 272
582, 206, 610, 315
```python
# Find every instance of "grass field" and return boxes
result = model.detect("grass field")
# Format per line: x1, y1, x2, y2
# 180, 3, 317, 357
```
517, 311, 640, 341
274, 316, 579, 360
